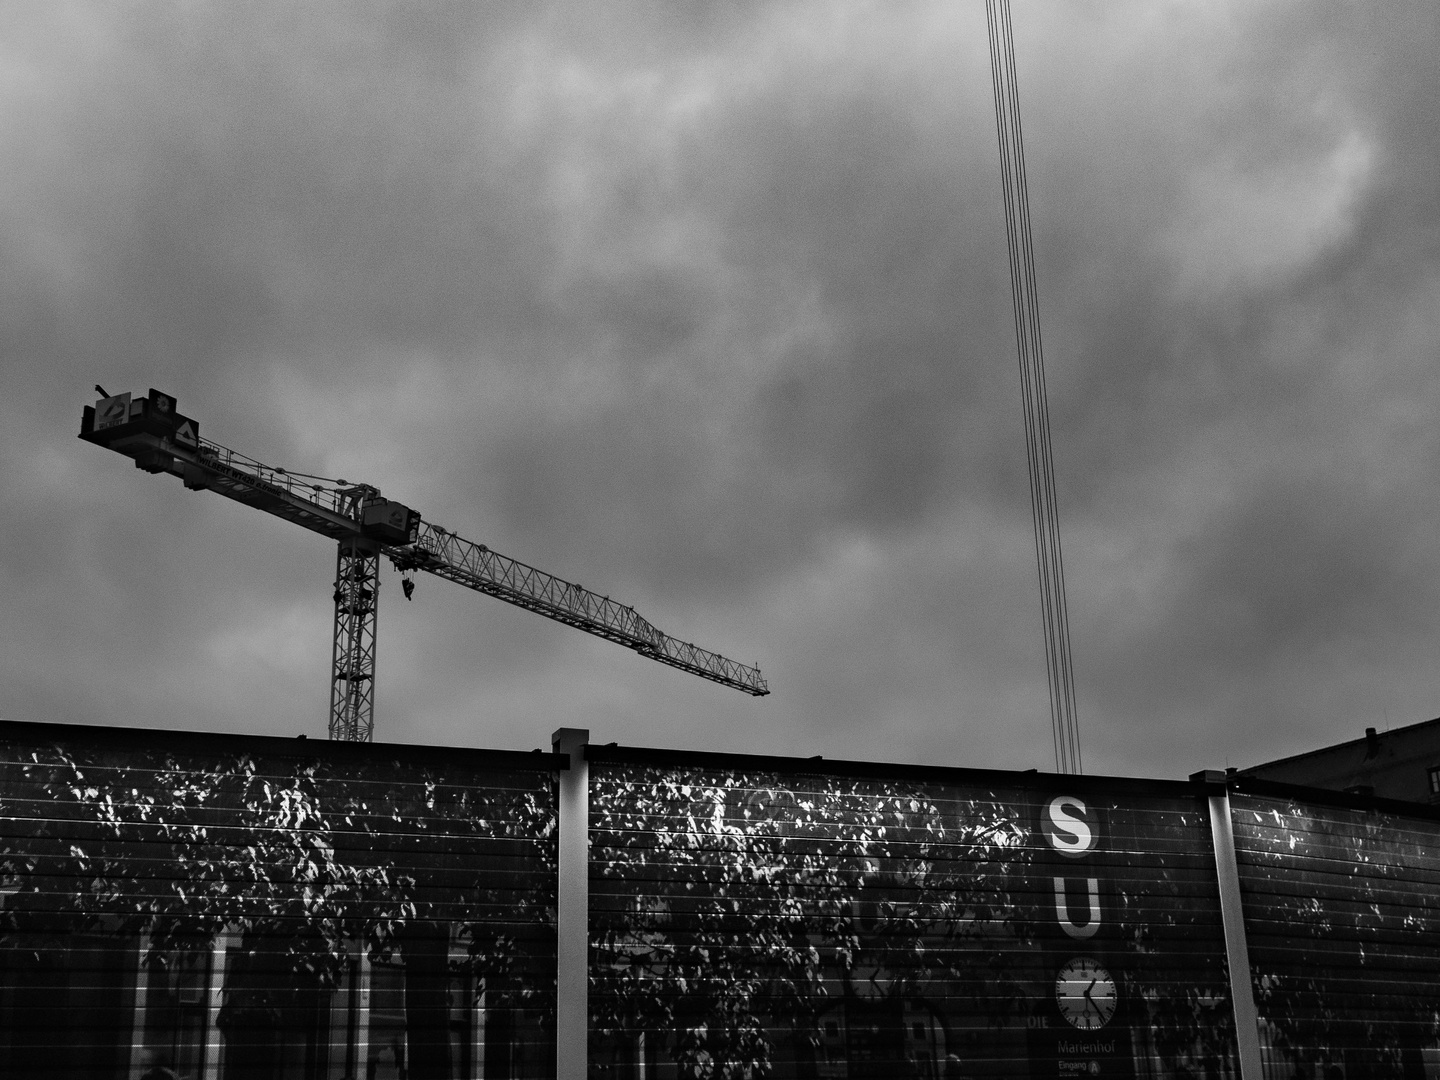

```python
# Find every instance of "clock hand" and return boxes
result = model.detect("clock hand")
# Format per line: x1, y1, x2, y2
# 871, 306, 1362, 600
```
1083, 978, 1098, 1014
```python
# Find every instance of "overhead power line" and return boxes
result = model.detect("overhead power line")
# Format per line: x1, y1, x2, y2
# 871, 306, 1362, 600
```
985, 0, 1082, 774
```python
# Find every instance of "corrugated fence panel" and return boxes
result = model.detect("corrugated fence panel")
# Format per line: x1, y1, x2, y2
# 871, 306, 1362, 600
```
1231, 793, 1440, 1080
588, 758, 1236, 1080
0, 723, 557, 1080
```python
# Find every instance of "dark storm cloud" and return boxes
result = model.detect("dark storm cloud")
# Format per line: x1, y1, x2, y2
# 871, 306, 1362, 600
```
3, 1, 1439, 776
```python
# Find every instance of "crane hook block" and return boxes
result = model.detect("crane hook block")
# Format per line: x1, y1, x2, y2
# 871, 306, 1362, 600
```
361, 500, 420, 545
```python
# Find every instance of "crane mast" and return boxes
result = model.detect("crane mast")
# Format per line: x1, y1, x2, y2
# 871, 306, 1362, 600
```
80, 388, 768, 742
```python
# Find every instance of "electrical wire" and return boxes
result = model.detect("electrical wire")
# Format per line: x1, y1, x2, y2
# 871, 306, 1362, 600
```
986, 0, 1082, 774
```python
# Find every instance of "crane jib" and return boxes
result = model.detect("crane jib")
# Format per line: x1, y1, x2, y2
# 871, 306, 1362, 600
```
390, 524, 768, 697
79, 387, 770, 736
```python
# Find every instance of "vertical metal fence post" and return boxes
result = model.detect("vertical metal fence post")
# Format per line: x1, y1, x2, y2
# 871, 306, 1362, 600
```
1194, 770, 1264, 1078
554, 728, 590, 1080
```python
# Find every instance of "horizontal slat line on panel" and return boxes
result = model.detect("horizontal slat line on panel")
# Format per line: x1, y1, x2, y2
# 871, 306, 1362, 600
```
591, 789, 1209, 811
590, 835, 1210, 856
590, 823, 1209, 852
1233, 888, 1440, 926
0, 968, 553, 988
0, 809, 547, 834
1242, 940, 1440, 970
1, 829, 555, 858
593, 938, 1223, 962
1235, 823, 1440, 852
1, 859, 553, 881
0, 722, 563, 769
0, 825, 551, 849
1233, 833, 1440, 862
1242, 890, 1440, 929
0, 804, 556, 836
594, 947, 1230, 973
588, 849, 1214, 875
1228, 797, 1440, 828
0, 782, 555, 814
588, 838, 1218, 867
1211, 864, 1440, 896
588, 878, 1224, 907
1236, 872, 1440, 903
0, 866, 554, 895
0, 757, 554, 781
591, 783, 1215, 827
0, 856, 557, 882
1233, 841, 1440, 879
587, 904, 1225, 932
590, 842, 1207, 863
1242, 923, 1440, 953
0, 884, 555, 908
0, 818, 557, 853
1243, 959, 1440, 989
1234, 858, 1440, 903
0, 817, 557, 843
1239, 840, 1440, 865
0, 906, 551, 929
0, 767, 557, 796
594, 931, 1229, 956
589, 784, 1208, 807
1232, 850, 1440, 882
0, 932, 556, 955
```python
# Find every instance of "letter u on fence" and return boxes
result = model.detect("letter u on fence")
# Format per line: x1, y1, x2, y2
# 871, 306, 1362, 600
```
1053, 876, 1100, 940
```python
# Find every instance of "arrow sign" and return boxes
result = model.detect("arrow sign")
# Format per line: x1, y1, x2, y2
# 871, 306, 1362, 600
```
95, 393, 131, 430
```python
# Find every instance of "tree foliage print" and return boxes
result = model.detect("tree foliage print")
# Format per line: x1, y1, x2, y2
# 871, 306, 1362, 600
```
588, 764, 1033, 1079
0, 742, 555, 1000
1233, 795, 1440, 1077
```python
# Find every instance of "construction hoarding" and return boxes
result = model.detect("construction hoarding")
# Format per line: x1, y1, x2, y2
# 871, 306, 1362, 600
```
1, 720, 1438, 1078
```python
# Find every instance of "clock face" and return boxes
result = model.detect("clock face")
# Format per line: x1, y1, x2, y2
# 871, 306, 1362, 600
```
846, 960, 895, 1001
1055, 957, 1118, 1030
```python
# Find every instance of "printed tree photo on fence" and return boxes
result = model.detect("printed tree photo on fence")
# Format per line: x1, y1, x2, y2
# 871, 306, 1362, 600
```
1096, 798, 1238, 1076
587, 763, 1035, 1079
1233, 795, 1440, 1078
0, 740, 556, 1078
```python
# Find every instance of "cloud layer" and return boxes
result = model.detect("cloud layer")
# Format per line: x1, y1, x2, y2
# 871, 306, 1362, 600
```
3, 1, 1439, 778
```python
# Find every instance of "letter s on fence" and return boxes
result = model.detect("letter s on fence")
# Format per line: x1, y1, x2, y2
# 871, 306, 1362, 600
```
1043, 795, 1095, 858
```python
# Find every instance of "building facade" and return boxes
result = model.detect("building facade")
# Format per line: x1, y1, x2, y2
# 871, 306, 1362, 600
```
1241, 716, 1440, 803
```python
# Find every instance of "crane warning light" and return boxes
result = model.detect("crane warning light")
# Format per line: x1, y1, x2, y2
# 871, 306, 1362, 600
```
361, 500, 420, 545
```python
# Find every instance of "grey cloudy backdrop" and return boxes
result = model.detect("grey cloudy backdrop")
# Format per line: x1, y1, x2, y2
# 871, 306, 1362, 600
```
3, 1, 1438, 779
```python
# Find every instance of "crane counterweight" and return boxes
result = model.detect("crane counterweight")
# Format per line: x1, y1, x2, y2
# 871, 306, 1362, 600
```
80, 388, 769, 741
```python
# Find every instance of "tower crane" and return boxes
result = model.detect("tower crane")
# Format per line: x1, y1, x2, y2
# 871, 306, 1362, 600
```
80, 387, 768, 742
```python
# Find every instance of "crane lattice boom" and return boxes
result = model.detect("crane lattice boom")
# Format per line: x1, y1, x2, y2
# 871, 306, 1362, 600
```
79, 388, 768, 742
394, 522, 768, 695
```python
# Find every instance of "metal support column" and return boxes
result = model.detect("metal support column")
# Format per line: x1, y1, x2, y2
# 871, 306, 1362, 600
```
1194, 770, 1264, 1079
553, 727, 590, 1080
330, 538, 380, 741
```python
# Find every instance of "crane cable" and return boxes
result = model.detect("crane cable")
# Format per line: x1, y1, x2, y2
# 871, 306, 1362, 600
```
985, 0, 1083, 774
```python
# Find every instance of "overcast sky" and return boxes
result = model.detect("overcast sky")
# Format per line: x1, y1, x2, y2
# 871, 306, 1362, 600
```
3, 1, 1438, 779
